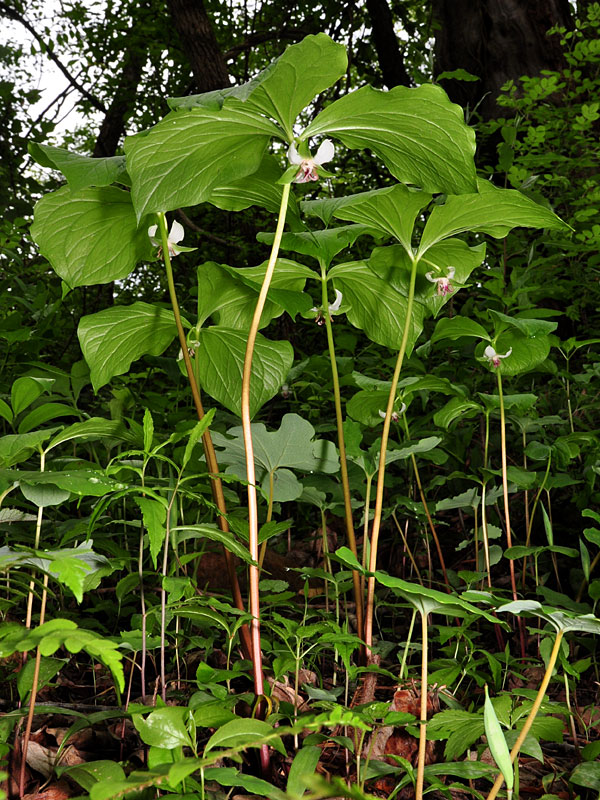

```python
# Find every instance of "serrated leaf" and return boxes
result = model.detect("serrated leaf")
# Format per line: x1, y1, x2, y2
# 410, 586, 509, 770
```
196, 327, 293, 418
78, 302, 177, 390
31, 186, 154, 287
303, 83, 477, 194
124, 106, 281, 221
418, 179, 569, 255
135, 497, 167, 569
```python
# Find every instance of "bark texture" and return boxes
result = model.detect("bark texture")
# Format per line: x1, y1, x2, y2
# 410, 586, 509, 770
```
433, 0, 573, 118
365, 0, 412, 87
92, 47, 145, 157
166, 0, 231, 91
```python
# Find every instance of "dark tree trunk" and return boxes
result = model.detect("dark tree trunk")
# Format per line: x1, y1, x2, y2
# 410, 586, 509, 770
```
433, 0, 573, 118
365, 0, 412, 88
92, 47, 145, 158
166, 0, 231, 91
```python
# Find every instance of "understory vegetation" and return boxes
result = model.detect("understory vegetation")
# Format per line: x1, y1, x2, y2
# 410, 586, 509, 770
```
1, 6, 600, 800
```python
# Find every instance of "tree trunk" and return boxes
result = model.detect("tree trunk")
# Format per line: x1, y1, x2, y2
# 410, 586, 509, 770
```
166, 0, 231, 91
365, 0, 412, 88
92, 47, 145, 157
433, 0, 573, 118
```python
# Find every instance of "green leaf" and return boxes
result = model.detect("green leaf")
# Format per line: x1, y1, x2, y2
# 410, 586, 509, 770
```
196, 327, 293, 418
432, 316, 491, 343
1, 468, 124, 497
60, 761, 126, 792
418, 179, 569, 255
47, 417, 139, 451
287, 745, 321, 797
124, 106, 281, 221
477, 333, 551, 376
0, 398, 13, 425
304, 83, 477, 194
182, 410, 215, 470
433, 397, 482, 428
484, 686, 513, 791
28, 143, 129, 191
17, 656, 65, 702
11, 376, 55, 417
135, 497, 167, 569
31, 186, 154, 287
20, 482, 70, 507
211, 414, 339, 500
78, 302, 177, 391
143, 408, 154, 452
570, 762, 600, 791
17, 403, 78, 434
204, 717, 285, 756
261, 224, 379, 266
0, 430, 55, 468
174, 524, 257, 565
133, 707, 193, 750
329, 260, 425, 353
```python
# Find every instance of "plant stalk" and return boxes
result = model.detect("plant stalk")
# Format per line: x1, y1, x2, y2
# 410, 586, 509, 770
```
415, 610, 429, 800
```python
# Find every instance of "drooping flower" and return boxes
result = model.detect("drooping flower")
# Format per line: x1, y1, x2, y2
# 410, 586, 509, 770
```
426, 266, 455, 296
311, 289, 343, 325
484, 345, 513, 368
378, 403, 407, 422
148, 220, 188, 257
288, 139, 335, 183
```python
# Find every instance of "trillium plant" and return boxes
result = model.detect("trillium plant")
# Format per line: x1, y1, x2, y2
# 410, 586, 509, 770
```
23, 30, 584, 798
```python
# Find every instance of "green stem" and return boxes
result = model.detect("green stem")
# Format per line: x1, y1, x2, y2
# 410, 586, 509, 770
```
399, 608, 416, 680
485, 630, 564, 800
241, 183, 290, 712
320, 264, 364, 642
156, 213, 252, 661
364, 256, 418, 650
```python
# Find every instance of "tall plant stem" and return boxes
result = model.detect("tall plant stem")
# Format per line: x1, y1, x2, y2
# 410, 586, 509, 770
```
497, 371, 526, 658
401, 415, 450, 591
522, 454, 551, 589
364, 257, 418, 651
320, 264, 364, 641
485, 629, 564, 800
240, 183, 290, 707
415, 610, 429, 800
157, 214, 252, 661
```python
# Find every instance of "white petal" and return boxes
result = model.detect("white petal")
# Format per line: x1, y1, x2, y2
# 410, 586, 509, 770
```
148, 225, 158, 239
378, 409, 386, 419
288, 143, 303, 165
447, 266, 456, 279
425, 271, 437, 283
398, 402, 407, 414
484, 345, 497, 360
169, 220, 185, 244
329, 289, 343, 312
500, 347, 513, 359
314, 139, 334, 165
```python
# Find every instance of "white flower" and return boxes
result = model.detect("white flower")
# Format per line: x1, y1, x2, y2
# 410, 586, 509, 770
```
378, 403, 407, 422
426, 266, 455, 296
484, 345, 513, 368
311, 289, 343, 324
148, 220, 186, 257
288, 139, 334, 183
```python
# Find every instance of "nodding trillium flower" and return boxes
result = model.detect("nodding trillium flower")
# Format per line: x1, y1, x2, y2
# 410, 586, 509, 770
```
148, 220, 194, 257
426, 266, 455, 296
288, 139, 335, 183
484, 345, 513, 368
378, 403, 407, 422
311, 289, 343, 325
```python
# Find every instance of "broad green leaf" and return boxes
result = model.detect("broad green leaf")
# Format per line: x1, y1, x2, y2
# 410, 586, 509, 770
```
182, 411, 215, 470
31, 186, 154, 287
17, 403, 78, 434
173, 604, 230, 634
570, 762, 600, 790
47, 417, 139, 451
303, 83, 477, 194
477, 333, 551, 376
488, 310, 558, 338
418, 179, 569, 255
78, 302, 177, 391
0, 430, 55, 468
1, 468, 124, 497
0, 398, 13, 424
135, 497, 167, 569
328, 260, 425, 353
432, 316, 491, 343
484, 687, 513, 791
204, 717, 285, 756
497, 600, 600, 634
28, 143, 129, 191
133, 707, 193, 750
124, 106, 281, 220
174, 524, 257, 565
20, 482, 70, 507
387, 436, 443, 461
60, 761, 127, 793
11, 376, 55, 417
196, 327, 293, 418
242, 33, 347, 138
347, 389, 397, 427
304, 185, 432, 253
204, 767, 287, 800
207, 154, 303, 229
211, 413, 339, 500
143, 408, 154, 452
17, 656, 65, 702
260, 224, 379, 266
433, 397, 483, 428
